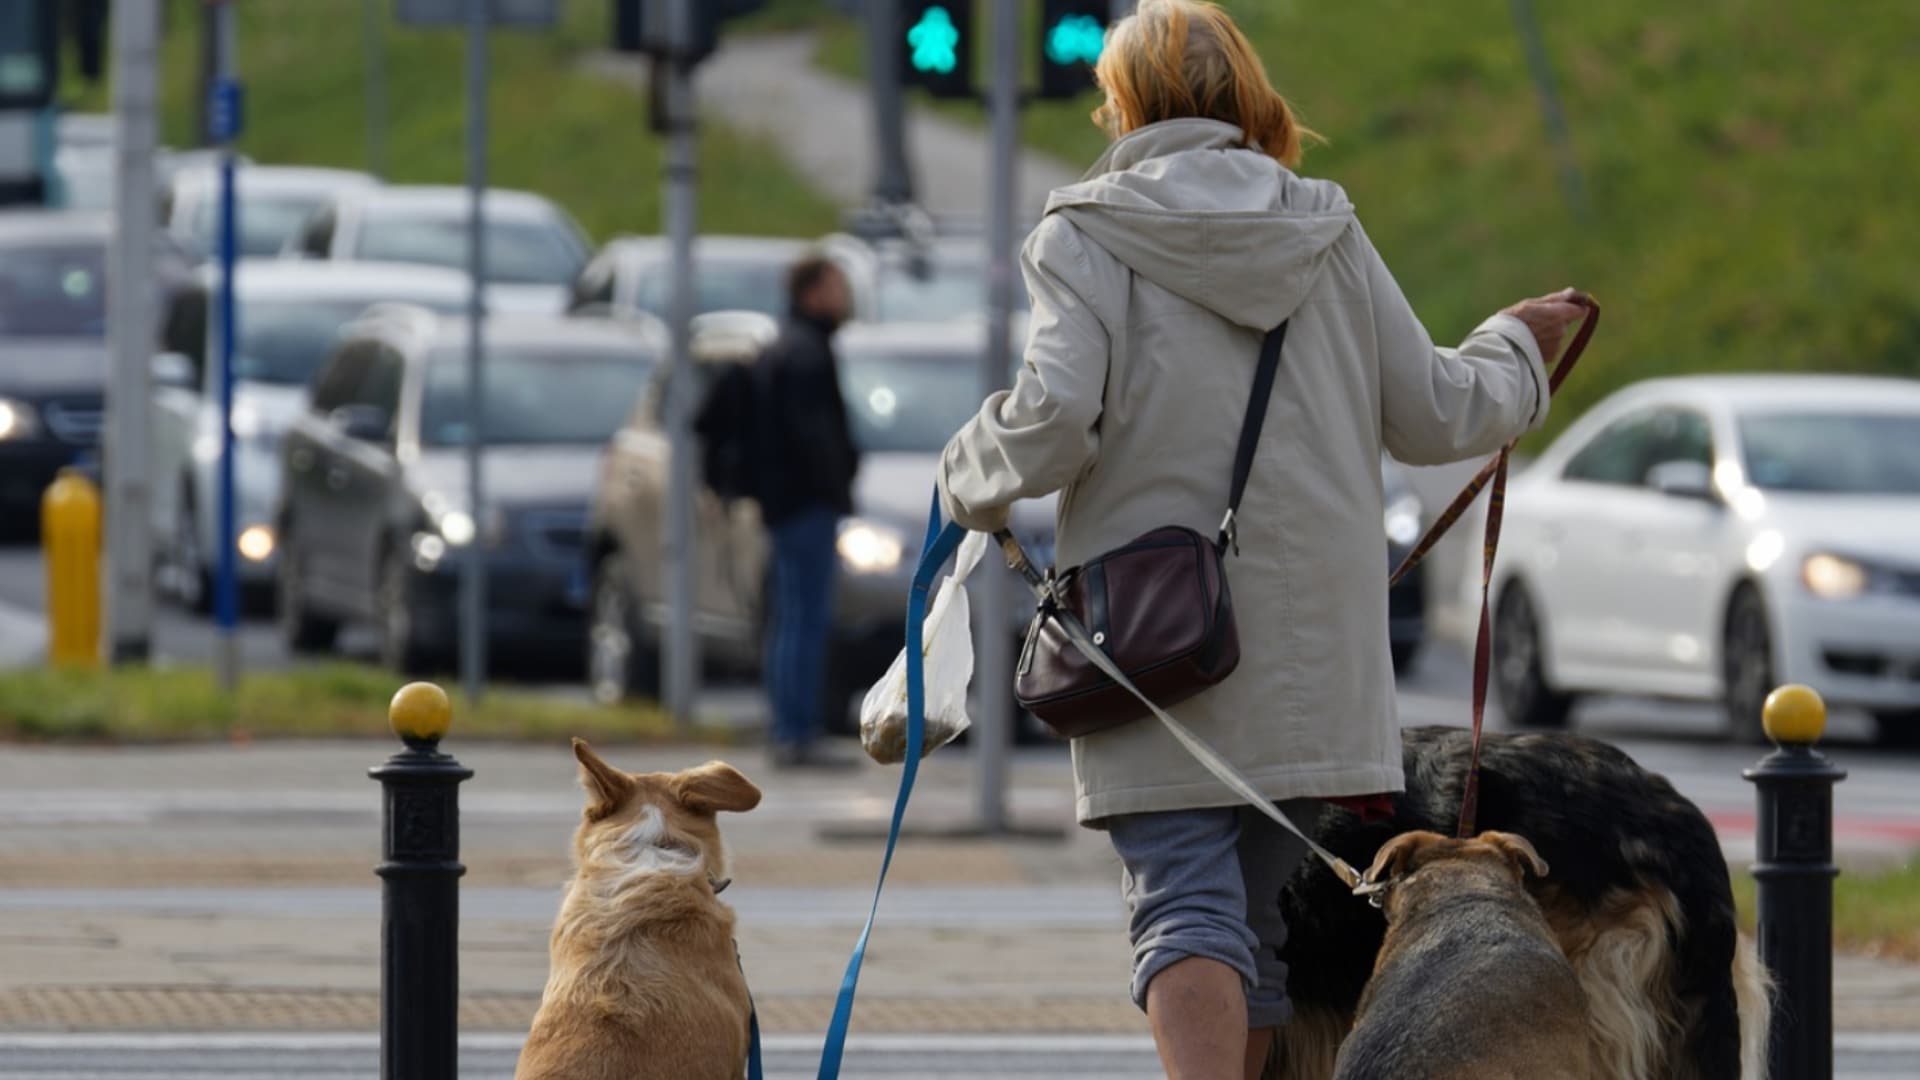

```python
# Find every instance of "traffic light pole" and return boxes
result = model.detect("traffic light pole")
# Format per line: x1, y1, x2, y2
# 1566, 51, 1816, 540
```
211, 1, 241, 692
972, 0, 1020, 834
865, 0, 914, 206
459, 0, 491, 704
661, 0, 701, 731
104, 0, 159, 663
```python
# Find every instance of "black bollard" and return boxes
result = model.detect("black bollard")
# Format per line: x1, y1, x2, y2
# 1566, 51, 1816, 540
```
370, 682, 473, 1080
1743, 684, 1845, 1080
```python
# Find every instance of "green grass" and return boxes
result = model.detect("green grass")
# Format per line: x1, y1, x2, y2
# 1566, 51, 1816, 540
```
65, 0, 839, 241
1736, 860, 1920, 963
806, 0, 1920, 438
0, 663, 722, 746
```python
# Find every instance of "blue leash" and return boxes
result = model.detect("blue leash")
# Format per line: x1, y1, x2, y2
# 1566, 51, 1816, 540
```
815, 493, 966, 1079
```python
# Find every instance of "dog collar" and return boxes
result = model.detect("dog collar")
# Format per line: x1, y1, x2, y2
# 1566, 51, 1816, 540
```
1351, 876, 1399, 910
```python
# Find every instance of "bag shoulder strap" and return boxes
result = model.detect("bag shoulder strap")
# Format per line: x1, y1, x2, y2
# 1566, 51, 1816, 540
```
1217, 320, 1290, 553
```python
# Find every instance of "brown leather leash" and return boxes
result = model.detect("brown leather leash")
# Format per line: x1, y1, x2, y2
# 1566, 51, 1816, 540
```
1386, 296, 1600, 839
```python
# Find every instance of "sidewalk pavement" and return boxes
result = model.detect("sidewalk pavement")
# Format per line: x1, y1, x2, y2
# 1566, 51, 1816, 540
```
1, 738, 1918, 1036
582, 33, 1083, 221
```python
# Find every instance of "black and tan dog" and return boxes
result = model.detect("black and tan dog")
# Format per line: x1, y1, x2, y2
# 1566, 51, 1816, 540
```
1267, 726, 1770, 1080
1333, 830, 1589, 1080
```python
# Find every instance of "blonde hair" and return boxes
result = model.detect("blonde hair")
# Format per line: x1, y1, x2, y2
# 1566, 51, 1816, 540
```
1092, 0, 1320, 167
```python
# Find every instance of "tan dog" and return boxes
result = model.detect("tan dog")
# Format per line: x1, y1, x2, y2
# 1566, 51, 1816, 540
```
515, 740, 763, 1080
1332, 830, 1591, 1080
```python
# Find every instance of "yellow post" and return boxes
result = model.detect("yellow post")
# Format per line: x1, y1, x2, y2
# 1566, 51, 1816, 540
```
42, 468, 103, 669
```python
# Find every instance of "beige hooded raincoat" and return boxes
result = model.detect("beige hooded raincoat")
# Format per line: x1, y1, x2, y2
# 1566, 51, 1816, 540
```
938, 119, 1550, 824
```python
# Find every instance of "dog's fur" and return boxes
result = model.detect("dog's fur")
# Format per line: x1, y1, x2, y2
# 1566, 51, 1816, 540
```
515, 740, 763, 1080
1267, 726, 1771, 1080
1333, 830, 1590, 1080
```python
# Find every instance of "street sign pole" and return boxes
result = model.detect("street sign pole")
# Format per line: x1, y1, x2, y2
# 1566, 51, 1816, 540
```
661, 0, 700, 731
212, 1, 241, 692
460, 0, 490, 703
364, 0, 388, 179
104, 0, 158, 663
972, 0, 1019, 832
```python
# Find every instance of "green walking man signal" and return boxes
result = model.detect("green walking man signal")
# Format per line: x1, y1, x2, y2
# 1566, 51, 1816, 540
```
1039, 1, 1109, 99
899, 0, 974, 99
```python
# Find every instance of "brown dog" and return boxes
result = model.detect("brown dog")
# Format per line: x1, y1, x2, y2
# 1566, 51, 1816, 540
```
1332, 830, 1591, 1080
515, 740, 763, 1080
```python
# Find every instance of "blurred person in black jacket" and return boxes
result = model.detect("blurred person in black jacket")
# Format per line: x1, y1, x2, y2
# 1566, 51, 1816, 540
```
757, 255, 859, 768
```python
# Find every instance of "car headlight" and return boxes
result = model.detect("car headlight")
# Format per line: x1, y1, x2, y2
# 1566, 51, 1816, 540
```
0, 397, 41, 441
838, 519, 905, 575
438, 510, 477, 547
1802, 553, 1870, 600
237, 525, 275, 562
1384, 493, 1423, 547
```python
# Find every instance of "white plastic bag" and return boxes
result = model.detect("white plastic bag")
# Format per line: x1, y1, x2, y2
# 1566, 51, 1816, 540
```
860, 531, 989, 764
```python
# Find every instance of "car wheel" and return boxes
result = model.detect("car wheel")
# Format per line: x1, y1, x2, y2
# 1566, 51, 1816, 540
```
588, 553, 658, 704
1721, 585, 1775, 744
1872, 710, 1920, 750
172, 483, 211, 614
1493, 584, 1574, 730
377, 548, 433, 675
277, 529, 339, 654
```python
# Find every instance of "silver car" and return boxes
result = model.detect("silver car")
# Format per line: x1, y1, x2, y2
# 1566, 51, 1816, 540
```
584, 316, 1054, 730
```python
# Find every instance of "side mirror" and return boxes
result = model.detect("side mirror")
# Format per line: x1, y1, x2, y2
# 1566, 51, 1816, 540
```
1646, 460, 1717, 503
151, 351, 196, 389
329, 404, 391, 444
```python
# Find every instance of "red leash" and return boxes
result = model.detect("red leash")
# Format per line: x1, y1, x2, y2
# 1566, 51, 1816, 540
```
1388, 296, 1600, 838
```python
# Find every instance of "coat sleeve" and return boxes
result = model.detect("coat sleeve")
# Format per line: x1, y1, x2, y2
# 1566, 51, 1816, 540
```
1366, 226, 1551, 465
938, 219, 1110, 532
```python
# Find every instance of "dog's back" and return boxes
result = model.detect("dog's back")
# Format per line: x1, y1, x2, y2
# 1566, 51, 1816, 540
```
1333, 832, 1591, 1080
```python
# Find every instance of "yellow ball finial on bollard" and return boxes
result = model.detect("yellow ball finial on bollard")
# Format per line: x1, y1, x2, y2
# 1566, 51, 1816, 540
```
1762, 684, 1826, 745
390, 682, 452, 744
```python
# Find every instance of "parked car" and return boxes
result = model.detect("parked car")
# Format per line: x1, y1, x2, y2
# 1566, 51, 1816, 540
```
1382, 456, 1427, 673
148, 261, 479, 609
163, 164, 377, 262
566, 235, 817, 323
584, 316, 1056, 731
276, 306, 661, 670
287, 185, 589, 314
0, 211, 189, 525
833, 233, 1031, 324
1485, 375, 1920, 745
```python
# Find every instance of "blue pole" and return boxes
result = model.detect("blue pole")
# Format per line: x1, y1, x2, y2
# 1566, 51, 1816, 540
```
211, 3, 242, 690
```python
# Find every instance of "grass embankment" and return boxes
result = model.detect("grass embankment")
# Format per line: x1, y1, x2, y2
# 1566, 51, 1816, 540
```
0, 664, 710, 745
67, 0, 840, 240
1736, 863, 1920, 964
808, 0, 1920, 438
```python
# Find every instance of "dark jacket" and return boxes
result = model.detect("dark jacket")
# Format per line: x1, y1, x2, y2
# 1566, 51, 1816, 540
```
756, 315, 859, 525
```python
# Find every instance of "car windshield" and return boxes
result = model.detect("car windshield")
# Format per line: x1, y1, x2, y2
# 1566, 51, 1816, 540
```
839, 346, 985, 453
235, 297, 456, 385
419, 346, 651, 447
0, 241, 107, 337
1739, 411, 1920, 495
357, 211, 583, 286
633, 257, 789, 318
870, 254, 1025, 322
190, 193, 332, 258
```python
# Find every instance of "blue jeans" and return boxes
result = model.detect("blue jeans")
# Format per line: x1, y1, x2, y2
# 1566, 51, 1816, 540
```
765, 507, 839, 748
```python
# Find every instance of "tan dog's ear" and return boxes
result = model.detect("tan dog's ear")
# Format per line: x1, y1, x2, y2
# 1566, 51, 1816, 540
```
1365, 830, 1446, 885
674, 761, 762, 815
1479, 831, 1550, 880
573, 739, 635, 820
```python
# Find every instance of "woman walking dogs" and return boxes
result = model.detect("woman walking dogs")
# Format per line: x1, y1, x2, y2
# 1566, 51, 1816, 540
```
935, 2, 1591, 1078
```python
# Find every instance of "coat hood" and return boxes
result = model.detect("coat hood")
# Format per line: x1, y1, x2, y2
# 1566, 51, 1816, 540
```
1043, 118, 1355, 330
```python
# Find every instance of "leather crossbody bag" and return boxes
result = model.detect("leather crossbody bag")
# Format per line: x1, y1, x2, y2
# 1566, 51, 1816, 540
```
1008, 320, 1289, 739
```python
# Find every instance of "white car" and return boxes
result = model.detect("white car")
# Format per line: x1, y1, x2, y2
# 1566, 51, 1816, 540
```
148, 261, 476, 609
1486, 375, 1920, 746
285, 185, 589, 314
162, 164, 376, 262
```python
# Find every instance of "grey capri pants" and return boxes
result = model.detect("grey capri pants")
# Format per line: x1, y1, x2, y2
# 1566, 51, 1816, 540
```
1106, 799, 1318, 1028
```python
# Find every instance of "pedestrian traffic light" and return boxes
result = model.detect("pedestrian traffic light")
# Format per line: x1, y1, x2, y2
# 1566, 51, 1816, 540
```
612, 0, 768, 65
1039, 0, 1108, 100
900, 1, 973, 100
0, 0, 58, 109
